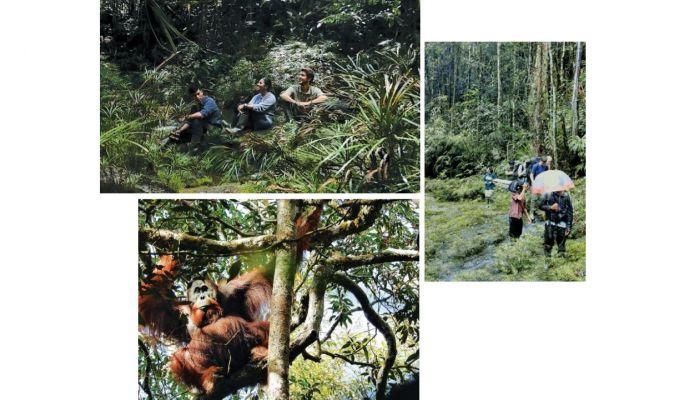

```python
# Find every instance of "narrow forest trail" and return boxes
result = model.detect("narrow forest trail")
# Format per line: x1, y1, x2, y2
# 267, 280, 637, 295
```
425, 177, 586, 281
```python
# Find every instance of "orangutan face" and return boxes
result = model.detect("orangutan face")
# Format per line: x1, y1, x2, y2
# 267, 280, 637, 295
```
187, 279, 219, 309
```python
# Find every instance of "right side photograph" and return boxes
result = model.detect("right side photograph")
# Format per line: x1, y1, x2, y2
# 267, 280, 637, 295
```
425, 42, 586, 282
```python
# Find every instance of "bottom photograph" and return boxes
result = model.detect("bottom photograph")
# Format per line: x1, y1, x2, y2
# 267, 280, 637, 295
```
138, 199, 419, 400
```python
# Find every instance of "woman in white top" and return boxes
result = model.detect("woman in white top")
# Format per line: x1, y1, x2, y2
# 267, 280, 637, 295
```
227, 78, 277, 133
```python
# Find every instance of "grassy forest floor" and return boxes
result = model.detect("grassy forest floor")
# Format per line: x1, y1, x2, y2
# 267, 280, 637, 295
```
425, 176, 586, 281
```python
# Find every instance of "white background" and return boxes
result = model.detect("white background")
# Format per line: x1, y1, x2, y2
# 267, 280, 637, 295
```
0, 0, 672, 398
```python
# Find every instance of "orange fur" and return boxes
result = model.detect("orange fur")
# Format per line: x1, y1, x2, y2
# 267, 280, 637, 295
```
170, 301, 270, 394
138, 255, 189, 342
295, 206, 322, 256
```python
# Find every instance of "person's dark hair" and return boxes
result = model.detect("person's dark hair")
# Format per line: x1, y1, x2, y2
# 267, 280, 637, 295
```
300, 68, 315, 83
260, 77, 273, 92
188, 85, 199, 95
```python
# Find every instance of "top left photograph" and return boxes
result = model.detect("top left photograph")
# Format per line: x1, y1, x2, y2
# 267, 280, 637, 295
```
100, 0, 420, 194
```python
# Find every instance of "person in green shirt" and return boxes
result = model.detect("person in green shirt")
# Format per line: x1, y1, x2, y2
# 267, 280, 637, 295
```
279, 68, 328, 119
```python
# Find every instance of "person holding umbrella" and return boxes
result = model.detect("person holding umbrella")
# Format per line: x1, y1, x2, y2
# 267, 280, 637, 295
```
532, 170, 574, 256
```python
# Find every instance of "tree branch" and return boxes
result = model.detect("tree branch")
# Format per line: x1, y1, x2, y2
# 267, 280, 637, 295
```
325, 249, 419, 271
289, 266, 329, 361
301, 350, 322, 363
322, 350, 377, 368
308, 201, 385, 247
320, 317, 341, 343
175, 200, 261, 238
330, 273, 397, 400
139, 227, 279, 255
138, 339, 155, 400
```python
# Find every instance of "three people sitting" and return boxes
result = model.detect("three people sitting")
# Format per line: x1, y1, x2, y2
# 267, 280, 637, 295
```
164, 67, 329, 149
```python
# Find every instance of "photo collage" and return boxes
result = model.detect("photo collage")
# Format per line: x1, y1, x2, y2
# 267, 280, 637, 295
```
100, 2, 585, 399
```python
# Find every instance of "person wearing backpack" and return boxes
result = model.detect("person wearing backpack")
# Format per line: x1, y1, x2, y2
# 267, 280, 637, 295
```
530, 156, 550, 182
483, 167, 496, 204
539, 189, 573, 256
529, 156, 551, 221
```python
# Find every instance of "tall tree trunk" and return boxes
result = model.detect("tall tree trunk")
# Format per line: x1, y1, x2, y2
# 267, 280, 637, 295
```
467, 42, 473, 89
451, 44, 460, 106
267, 200, 300, 400
548, 43, 558, 169
497, 41, 501, 128
571, 42, 583, 137
559, 42, 566, 86
511, 43, 517, 128
529, 43, 548, 154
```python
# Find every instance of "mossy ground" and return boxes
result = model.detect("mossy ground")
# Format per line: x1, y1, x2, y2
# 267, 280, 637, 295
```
425, 177, 586, 281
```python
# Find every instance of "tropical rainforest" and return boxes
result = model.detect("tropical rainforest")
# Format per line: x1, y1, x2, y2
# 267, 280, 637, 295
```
101, 0, 419, 193
138, 199, 419, 399
424, 42, 586, 281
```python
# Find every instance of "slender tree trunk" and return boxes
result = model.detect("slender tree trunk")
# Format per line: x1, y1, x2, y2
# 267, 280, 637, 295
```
559, 42, 565, 86
497, 41, 501, 129
267, 200, 300, 400
558, 42, 568, 155
511, 44, 517, 128
451, 44, 459, 106
467, 42, 473, 89
548, 43, 558, 168
571, 42, 583, 138
529, 43, 548, 154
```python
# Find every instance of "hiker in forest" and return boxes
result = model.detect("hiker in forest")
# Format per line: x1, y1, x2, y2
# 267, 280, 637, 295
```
529, 156, 551, 222
508, 180, 529, 239
506, 160, 518, 180
163, 86, 222, 153
279, 68, 328, 119
225, 78, 277, 134
539, 190, 573, 256
483, 167, 496, 204
509, 159, 528, 182
530, 156, 550, 184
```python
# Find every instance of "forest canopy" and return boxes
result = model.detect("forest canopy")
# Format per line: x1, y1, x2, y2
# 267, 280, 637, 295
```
425, 42, 586, 179
101, 0, 420, 193
138, 199, 419, 399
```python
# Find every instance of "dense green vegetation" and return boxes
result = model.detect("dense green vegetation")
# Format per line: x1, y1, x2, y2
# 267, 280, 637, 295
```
138, 200, 419, 399
425, 42, 585, 178
425, 42, 586, 281
101, 0, 419, 193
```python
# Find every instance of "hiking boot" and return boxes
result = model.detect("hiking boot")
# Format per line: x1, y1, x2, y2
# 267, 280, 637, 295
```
188, 143, 204, 155
225, 127, 243, 135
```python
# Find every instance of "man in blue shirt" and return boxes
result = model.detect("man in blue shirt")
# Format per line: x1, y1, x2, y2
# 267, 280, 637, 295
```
226, 78, 277, 134
164, 86, 222, 151
530, 156, 550, 183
